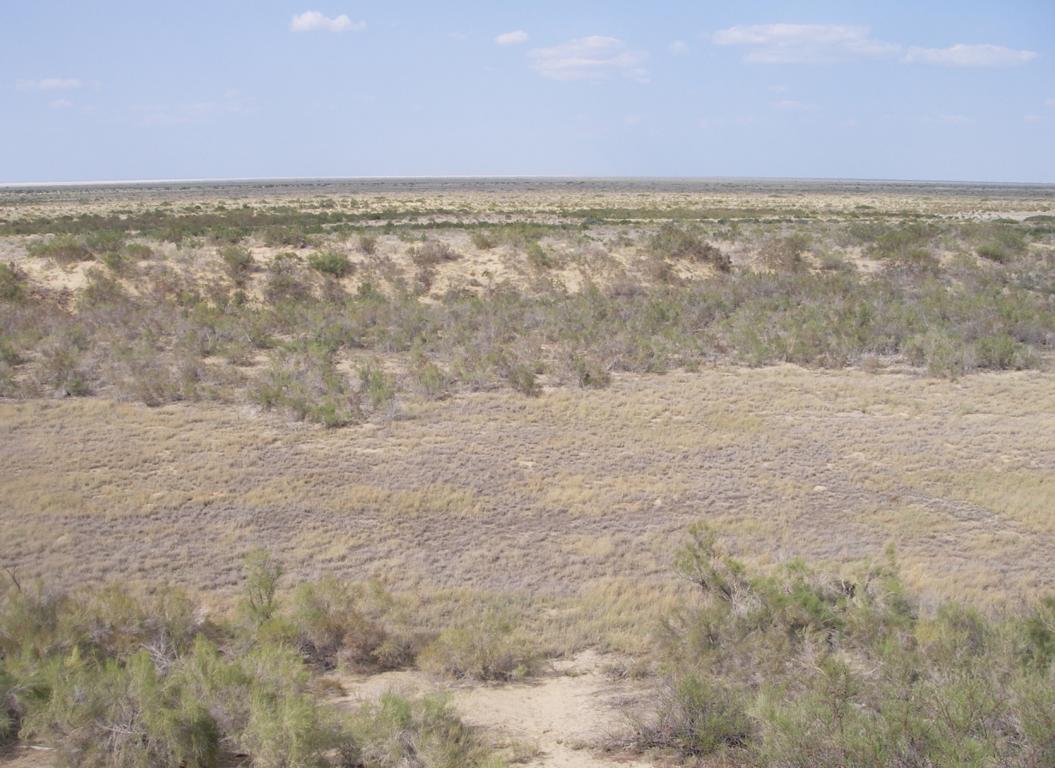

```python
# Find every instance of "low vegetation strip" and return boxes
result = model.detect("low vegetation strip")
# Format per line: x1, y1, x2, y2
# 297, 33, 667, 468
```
2, 527, 1053, 767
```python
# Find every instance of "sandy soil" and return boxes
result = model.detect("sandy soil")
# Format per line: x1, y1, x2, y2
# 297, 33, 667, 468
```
335, 651, 655, 768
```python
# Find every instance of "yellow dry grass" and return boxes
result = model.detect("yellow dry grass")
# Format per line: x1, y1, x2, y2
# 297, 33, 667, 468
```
3, 365, 1053, 640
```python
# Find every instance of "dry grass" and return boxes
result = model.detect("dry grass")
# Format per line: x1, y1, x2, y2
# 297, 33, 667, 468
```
3, 365, 1054, 643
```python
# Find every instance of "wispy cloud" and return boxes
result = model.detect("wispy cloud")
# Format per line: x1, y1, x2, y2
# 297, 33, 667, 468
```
669, 40, 688, 55
495, 30, 528, 46
904, 44, 1036, 67
289, 11, 365, 33
529, 36, 648, 82
49, 98, 73, 109
714, 23, 1036, 68
772, 98, 812, 111
16, 77, 82, 91
134, 90, 253, 126
713, 24, 896, 63
924, 113, 972, 125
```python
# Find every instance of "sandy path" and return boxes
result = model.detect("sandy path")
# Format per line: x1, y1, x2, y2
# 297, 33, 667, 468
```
335, 651, 655, 768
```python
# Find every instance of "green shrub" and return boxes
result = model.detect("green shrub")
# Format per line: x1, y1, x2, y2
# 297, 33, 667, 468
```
28, 235, 92, 263
122, 243, 155, 261
21, 651, 218, 768
505, 362, 540, 397
644, 523, 1055, 766
287, 577, 401, 672
649, 223, 731, 272
241, 550, 283, 628
251, 349, 358, 426
567, 353, 611, 389
86, 230, 126, 255
0, 262, 26, 302
419, 609, 539, 682
264, 254, 314, 304
410, 240, 458, 267
410, 349, 449, 399
220, 246, 254, 284
350, 693, 502, 768
470, 231, 496, 250
634, 673, 751, 756
358, 234, 378, 255
308, 250, 352, 278
358, 360, 397, 414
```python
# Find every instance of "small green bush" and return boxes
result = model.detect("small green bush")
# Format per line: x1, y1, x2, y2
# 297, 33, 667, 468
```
470, 231, 496, 250
220, 246, 254, 284
410, 240, 458, 267
351, 693, 502, 768
358, 234, 378, 255
0, 262, 26, 302
28, 235, 92, 263
264, 254, 314, 304
241, 550, 283, 628
419, 609, 539, 682
308, 250, 352, 278
634, 673, 751, 756
649, 224, 731, 272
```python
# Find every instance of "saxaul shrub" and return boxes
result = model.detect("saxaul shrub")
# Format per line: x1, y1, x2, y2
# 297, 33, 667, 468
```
649, 223, 731, 272
635, 524, 1055, 766
27, 235, 93, 264
419, 607, 540, 682
220, 246, 254, 285
308, 250, 352, 279
0, 262, 26, 302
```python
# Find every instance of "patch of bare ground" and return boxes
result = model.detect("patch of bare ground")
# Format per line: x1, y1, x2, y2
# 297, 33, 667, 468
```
334, 650, 654, 768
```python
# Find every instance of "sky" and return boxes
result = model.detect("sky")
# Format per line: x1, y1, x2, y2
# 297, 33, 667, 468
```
2, 1, 1054, 183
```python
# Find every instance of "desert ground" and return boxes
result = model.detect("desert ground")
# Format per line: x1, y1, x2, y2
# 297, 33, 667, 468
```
1, 179, 1053, 767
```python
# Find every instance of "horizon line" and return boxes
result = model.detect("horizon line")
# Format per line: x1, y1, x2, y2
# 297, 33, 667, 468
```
2, 174, 1054, 189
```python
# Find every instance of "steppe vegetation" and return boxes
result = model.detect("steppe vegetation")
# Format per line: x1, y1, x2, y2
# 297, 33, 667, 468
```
1, 179, 1054, 766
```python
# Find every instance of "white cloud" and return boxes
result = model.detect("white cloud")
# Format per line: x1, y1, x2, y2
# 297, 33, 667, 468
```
49, 98, 73, 109
714, 23, 1036, 69
529, 36, 648, 82
623, 114, 642, 126
135, 90, 253, 126
772, 98, 812, 111
713, 24, 896, 63
495, 30, 528, 46
923, 113, 971, 125
16, 77, 81, 91
904, 44, 1036, 67
289, 11, 365, 33
1046, 98, 1055, 109
669, 40, 688, 55
1024, 114, 1043, 124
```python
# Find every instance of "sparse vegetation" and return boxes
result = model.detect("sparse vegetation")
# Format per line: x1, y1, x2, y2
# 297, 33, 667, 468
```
1, 180, 1054, 768
629, 524, 1055, 767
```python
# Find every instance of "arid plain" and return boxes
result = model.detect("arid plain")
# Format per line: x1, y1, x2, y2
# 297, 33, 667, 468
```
2, 179, 1054, 767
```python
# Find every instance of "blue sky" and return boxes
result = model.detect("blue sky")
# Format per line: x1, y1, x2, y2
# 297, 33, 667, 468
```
2, 1, 1053, 183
